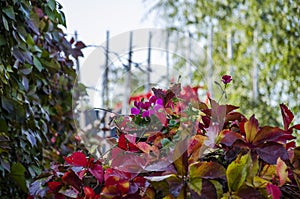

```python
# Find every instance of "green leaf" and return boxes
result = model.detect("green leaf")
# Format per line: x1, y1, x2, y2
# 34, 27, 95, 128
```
210, 180, 223, 198
2, 16, 9, 31
48, 0, 56, 11
1, 96, 14, 112
11, 162, 28, 192
0, 35, 6, 46
33, 57, 43, 72
188, 178, 202, 196
3, 7, 15, 20
226, 153, 252, 192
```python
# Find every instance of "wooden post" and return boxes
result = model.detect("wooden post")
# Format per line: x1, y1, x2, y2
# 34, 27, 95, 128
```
188, 31, 192, 84
207, 24, 214, 98
122, 32, 133, 114
227, 30, 233, 75
146, 31, 152, 92
75, 31, 85, 129
252, 29, 258, 100
166, 31, 170, 86
102, 31, 109, 109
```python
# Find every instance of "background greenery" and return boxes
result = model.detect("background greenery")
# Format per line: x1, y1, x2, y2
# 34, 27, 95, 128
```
147, 0, 300, 127
0, 0, 85, 197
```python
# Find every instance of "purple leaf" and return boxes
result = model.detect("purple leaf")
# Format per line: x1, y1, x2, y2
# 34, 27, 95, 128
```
256, 142, 288, 164
89, 164, 104, 184
252, 126, 284, 146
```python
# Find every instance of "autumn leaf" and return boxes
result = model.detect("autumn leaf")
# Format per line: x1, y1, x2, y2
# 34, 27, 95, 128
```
64, 152, 87, 167
276, 157, 288, 187
244, 115, 259, 143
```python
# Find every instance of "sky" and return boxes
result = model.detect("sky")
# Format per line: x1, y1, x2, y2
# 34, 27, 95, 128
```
57, 0, 156, 55
56, 1, 171, 111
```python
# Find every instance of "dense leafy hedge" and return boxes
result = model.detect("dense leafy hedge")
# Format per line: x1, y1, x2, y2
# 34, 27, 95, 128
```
0, 0, 85, 197
30, 80, 300, 198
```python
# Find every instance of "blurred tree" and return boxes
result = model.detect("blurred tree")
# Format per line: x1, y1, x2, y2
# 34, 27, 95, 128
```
0, 0, 85, 197
147, 0, 300, 126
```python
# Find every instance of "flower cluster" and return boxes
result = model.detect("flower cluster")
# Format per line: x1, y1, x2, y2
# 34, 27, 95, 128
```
131, 96, 164, 118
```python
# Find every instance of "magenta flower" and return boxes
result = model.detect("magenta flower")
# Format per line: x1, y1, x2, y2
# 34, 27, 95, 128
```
131, 107, 140, 115
221, 75, 232, 84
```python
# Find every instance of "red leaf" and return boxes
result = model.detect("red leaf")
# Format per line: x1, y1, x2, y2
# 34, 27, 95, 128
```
89, 164, 104, 184
188, 135, 206, 156
64, 152, 87, 167
75, 41, 86, 49
118, 134, 128, 150
47, 181, 62, 192
244, 115, 259, 143
280, 103, 294, 131
225, 104, 239, 114
291, 124, 300, 130
104, 168, 131, 182
256, 142, 289, 164
286, 141, 295, 149
220, 130, 244, 147
101, 185, 120, 198
124, 134, 140, 152
70, 37, 75, 44
62, 170, 82, 191
156, 111, 168, 127
236, 185, 264, 199
136, 142, 152, 154
117, 180, 130, 195
225, 112, 244, 123
132, 176, 146, 187
266, 183, 281, 199
199, 179, 218, 198
252, 126, 284, 146
105, 176, 120, 186
84, 186, 95, 199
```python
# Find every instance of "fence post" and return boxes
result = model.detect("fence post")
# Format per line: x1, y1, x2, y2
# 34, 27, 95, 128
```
74, 31, 86, 129
122, 32, 133, 114
252, 29, 258, 101
207, 23, 214, 98
146, 31, 152, 92
166, 31, 170, 86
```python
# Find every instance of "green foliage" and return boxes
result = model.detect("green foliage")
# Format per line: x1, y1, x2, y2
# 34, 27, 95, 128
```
147, 0, 300, 127
0, 0, 85, 197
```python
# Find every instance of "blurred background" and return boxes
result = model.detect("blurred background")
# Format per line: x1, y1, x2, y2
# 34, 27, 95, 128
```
55, 1, 300, 157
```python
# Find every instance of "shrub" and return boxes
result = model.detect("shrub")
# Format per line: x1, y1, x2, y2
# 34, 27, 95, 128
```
29, 78, 300, 198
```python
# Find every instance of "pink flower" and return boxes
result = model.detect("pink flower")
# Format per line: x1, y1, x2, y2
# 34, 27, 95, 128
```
221, 75, 232, 84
